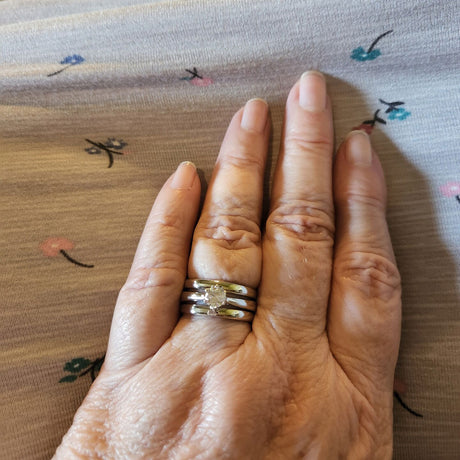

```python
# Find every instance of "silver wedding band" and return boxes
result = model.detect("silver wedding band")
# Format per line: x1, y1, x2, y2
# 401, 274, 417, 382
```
183, 279, 257, 299
180, 304, 255, 322
181, 291, 257, 312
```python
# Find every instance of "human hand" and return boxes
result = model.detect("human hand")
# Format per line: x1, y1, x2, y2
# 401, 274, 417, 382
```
54, 71, 401, 459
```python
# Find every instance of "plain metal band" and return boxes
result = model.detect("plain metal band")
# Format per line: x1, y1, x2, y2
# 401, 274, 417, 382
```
183, 279, 257, 299
180, 291, 257, 312
180, 304, 254, 322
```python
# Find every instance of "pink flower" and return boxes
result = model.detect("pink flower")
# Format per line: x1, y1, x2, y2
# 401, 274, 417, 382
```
39, 237, 94, 268
351, 123, 374, 135
190, 77, 213, 87
440, 182, 460, 197
393, 377, 406, 395
40, 237, 74, 257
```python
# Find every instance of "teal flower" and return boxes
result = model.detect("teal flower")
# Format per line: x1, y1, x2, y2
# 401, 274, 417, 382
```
351, 46, 381, 61
60, 355, 105, 383
351, 30, 393, 62
388, 108, 411, 120
64, 357, 91, 374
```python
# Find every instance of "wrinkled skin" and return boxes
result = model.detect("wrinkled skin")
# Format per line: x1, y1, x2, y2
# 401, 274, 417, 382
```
54, 73, 401, 459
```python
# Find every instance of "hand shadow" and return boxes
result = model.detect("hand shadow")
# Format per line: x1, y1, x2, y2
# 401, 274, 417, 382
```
261, 75, 459, 457
329, 76, 459, 457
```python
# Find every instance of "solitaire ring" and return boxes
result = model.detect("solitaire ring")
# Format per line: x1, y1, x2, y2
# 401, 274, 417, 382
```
181, 279, 257, 321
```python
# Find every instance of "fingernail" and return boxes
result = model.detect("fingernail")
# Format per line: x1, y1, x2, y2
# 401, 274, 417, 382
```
299, 71, 326, 112
241, 98, 268, 133
171, 161, 196, 189
344, 131, 373, 166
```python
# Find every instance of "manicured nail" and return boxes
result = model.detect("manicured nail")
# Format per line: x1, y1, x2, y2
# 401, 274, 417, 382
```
344, 131, 373, 166
299, 71, 326, 112
241, 98, 268, 133
171, 161, 196, 189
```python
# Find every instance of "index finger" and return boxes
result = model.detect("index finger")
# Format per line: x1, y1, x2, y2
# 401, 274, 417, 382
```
256, 71, 335, 341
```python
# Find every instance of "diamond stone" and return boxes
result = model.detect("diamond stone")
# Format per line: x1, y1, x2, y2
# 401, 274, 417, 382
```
204, 285, 226, 313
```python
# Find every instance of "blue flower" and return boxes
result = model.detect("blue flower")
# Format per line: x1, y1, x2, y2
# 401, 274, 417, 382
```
388, 108, 411, 120
104, 138, 127, 150
60, 55, 85, 66
85, 146, 102, 155
351, 47, 381, 61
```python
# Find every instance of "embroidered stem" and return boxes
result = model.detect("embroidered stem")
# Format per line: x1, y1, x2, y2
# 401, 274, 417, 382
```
394, 391, 423, 417
107, 151, 114, 168
79, 365, 93, 377
60, 249, 94, 268
85, 138, 124, 168
367, 30, 393, 53
185, 67, 203, 79
47, 64, 73, 77
363, 109, 386, 127
84, 139, 124, 156
78, 355, 105, 381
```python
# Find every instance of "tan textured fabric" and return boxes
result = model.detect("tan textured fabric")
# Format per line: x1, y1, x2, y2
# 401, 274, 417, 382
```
1, 0, 459, 458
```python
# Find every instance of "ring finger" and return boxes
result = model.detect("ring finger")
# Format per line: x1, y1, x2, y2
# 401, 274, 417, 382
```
183, 98, 270, 338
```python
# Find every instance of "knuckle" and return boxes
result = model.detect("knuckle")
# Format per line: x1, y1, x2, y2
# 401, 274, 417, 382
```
220, 146, 265, 172
149, 211, 184, 236
121, 265, 184, 293
195, 211, 261, 250
284, 128, 333, 155
267, 200, 335, 244
336, 251, 401, 301
336, 191, 386, 213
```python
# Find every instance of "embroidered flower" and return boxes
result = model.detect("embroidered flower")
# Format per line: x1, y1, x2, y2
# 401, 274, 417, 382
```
352, 124, 373, 135
64, 358, 92, 374
351, 123, 374, 135
440, 182, 460, 202
388, 107, 411, 120
85, 146, 102, 155
60, 55, 85, 66
60, 355, 105, 383
378, 99, 411, 121
40, 237, 74, 257
393, 377, 423, 417
180, 67, 213, 86
84, 138, 127, 168
351, 30, 393, 62
104, 138, 127, 150
40, 237, 94, 268
393, 377, 407, 395
47, 54, 85, 77
351, 46, 381, 62
191, 77, 213, 87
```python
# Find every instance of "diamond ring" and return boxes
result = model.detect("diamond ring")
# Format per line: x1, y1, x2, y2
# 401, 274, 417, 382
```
181, 291, 257, 312
181, 279, 257, 321
183, 279, 257, 299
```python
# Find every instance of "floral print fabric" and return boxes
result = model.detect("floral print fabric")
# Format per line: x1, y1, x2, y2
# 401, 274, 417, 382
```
0, 0, 459, 458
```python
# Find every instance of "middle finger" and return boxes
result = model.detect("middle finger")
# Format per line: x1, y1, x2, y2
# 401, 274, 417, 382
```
257, 71, 335, 341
